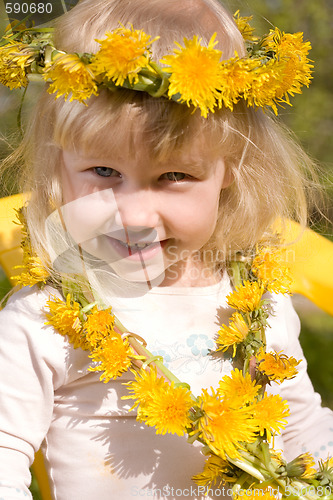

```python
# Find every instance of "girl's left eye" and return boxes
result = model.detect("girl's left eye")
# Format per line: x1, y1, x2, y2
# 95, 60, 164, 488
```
161, 172, 187, 182
94, 166, 118, 177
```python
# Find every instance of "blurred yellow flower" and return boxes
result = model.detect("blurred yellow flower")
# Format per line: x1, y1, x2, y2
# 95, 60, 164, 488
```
262, 29, 313, 103
12, 256, 49, 287
197, 388, 258, 459
45, 294, 84, 349
0, 41, 36, 89
216, 312, 249, 356
227, 280, 264, 312
256, 348, 301, 384
233, 11, 259, 42
192, 454, 237, 487
44, 53, 98, 102
161, 34, 223, 117
252, 247, 292, 295
218, 369, 260, 407
91, 25, 153, 86
252, 393, 289, 441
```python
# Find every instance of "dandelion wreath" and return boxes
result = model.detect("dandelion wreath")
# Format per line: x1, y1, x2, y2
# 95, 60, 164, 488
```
19, 242, 329, 500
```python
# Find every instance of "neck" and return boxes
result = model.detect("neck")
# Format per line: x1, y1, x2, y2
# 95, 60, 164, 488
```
160, 258, 222, 287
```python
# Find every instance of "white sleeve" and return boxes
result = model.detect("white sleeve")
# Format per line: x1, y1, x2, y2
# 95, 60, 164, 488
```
267, 294, 333, 462
0, 287, 68, 498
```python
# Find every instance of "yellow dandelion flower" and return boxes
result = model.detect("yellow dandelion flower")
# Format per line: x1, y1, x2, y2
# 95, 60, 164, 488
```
0, 41, 36, 89
264, 29, 312, 65
262, 29, 313, 101
125, 368, 193, 435
252, 393, 289, 441
286, 452, 316, 479
271, 448, 285, 468
10, 207, 49, 286
227, 280, 264, 312
161, 34, 223, 118
197, 388, 258, 459
192, 454, 237, 488
252, 247, 292, 295
244, 58, 286, 114
12, 256, 49, 287
233, 11, 259, 42
256, 349, 301, 384
91, 25, 153, 86
143, 381, 193, 436
216, 312, 249, 356
89, 334, 133, 382
45, 294, 85, 349
124, 367, 167, 410
44, 53, 98, 103
218, 369, 261, 407
217, 56, 257, 110
83, 306, 115, 348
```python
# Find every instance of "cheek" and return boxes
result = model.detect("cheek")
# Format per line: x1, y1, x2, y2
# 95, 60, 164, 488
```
171, 187, 221, 241
60, 190, 118, 244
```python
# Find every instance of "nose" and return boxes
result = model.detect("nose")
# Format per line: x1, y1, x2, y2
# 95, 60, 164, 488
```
114, 189, 160, 230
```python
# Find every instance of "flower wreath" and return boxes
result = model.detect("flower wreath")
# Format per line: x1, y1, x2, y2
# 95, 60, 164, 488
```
0, 12, 313, 117
11, 210, 333, 500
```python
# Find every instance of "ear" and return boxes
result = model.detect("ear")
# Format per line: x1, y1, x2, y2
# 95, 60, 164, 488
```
221, 167, 234, 189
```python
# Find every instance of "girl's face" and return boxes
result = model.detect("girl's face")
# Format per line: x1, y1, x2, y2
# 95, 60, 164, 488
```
59, 146, 231, 286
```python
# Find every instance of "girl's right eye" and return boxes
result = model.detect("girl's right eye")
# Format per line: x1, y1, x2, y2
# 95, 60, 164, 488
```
93, 166, 119, 178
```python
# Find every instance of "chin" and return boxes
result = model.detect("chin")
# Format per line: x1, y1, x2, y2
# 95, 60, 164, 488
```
110, 259, 166, 285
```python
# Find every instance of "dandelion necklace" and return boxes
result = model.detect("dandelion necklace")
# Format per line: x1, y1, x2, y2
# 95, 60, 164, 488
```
13, 216, 333, 499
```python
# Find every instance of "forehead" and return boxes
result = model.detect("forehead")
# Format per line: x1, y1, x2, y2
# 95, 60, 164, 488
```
52, 90, 225, 164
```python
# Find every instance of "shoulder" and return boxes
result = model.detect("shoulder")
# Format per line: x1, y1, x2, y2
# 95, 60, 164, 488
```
2, 284, 62, 313
0, 286, 70, 387
0, 285, 64, 339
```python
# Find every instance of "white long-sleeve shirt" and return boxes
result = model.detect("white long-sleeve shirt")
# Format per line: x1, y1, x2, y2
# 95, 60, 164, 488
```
0, 276, 332, 499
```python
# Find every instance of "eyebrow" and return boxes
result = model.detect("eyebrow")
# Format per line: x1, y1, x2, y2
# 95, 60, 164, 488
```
157, 159, 211, 177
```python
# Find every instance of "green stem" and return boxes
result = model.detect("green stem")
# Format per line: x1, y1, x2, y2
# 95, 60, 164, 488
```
113, 315, 186, 386
232, 472, 251, 493
27, 74, 45, 82
18, 27, 55, 33
146, 61, 170, 97
243, 354, 251, 377
228, 455, 266, 482
230, 261, 242, 288
17, 86, 27, 138
260, 442, 275, 474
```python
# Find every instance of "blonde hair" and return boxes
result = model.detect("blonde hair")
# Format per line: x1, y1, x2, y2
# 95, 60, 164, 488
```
1, 0, 318, 277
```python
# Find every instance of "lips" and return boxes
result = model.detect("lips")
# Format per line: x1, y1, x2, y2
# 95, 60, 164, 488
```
106, 236, 165, 260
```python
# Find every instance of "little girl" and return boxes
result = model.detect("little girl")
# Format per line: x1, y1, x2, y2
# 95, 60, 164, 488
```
1, 0, 333, 499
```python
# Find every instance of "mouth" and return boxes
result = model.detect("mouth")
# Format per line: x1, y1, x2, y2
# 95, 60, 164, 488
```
106, 236, 166, 260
